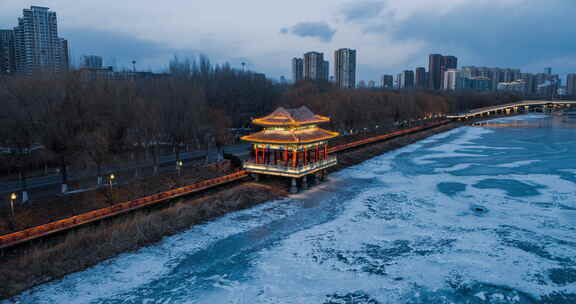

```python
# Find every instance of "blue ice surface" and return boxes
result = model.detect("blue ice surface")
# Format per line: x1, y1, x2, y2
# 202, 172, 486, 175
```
10, 111, 576, 304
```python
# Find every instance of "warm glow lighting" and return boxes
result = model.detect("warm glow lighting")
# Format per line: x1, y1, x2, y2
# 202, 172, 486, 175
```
252, 116, 330, 126
110, 174, 115, 180
10, 193, 17, 200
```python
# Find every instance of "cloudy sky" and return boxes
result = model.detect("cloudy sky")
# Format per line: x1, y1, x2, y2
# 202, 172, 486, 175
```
1, 0, 575, 81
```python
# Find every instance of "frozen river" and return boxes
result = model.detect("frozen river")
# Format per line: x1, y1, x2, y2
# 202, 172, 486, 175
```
11, 113, 576, 303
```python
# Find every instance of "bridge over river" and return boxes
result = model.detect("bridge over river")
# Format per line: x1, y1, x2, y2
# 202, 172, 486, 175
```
447, 100, 576, 120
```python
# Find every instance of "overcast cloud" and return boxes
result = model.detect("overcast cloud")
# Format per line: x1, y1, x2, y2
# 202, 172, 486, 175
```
284, 22, 337, 43
1, 0, 574, 81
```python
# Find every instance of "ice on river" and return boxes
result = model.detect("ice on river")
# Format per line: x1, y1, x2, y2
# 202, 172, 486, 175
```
10, 113, 576, 304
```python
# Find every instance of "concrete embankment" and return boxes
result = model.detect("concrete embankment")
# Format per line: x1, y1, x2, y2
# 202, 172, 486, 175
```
0, 121, 460, 300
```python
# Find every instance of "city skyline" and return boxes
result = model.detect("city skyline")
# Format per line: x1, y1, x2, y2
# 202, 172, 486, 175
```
1, 0, 575, 81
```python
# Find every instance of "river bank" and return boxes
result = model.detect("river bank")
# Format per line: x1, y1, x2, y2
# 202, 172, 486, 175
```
1, 121, 461, 300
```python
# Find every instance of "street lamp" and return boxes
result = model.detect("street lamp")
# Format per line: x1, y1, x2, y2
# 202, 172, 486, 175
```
9, 193, 16, 217
177, 160, 183, 176
109, 174, 116, 199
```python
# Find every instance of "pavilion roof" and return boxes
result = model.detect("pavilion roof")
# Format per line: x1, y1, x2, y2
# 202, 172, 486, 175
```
241, 127, 338, 144
252, 106, 330, 126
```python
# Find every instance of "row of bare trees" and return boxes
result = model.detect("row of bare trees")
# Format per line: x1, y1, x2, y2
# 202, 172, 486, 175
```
0, 57, 277, 198
0, 60, 520, 200
282, 81, 521, 133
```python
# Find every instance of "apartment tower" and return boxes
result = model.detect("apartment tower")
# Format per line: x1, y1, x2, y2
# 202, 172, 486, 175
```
304, 51, 326, 81
334, 48, 356, 88
13, 6, 68, 74
291, 57, 304, 82
0, 30, 16, 75
415, 67, 426, 89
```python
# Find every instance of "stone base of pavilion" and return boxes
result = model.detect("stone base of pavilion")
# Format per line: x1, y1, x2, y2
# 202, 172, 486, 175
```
244, 156, 336, 193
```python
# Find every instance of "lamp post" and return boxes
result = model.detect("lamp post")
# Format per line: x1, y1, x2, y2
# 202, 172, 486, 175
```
9, 193, 16, 217
109, 174, 115, 200
177, 160, 183, 176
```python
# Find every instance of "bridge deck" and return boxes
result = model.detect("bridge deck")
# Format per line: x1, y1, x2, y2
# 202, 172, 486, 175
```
447, 100, 576, 119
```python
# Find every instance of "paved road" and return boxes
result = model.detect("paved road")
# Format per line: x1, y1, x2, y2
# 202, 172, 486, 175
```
0, 144, 251, 202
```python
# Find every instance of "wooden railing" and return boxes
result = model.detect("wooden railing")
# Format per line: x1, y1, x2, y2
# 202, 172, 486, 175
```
0, 120, 451, 250
0, 170, 249, 249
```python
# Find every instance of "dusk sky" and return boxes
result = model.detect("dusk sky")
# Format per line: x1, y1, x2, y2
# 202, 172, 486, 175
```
1, 0, 575, 81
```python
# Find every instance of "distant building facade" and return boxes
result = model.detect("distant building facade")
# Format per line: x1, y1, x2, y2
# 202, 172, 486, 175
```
334, 48, 356, 89
60, 38, 69, 71
322, 60, 329, 82
497, 79, 528, 93
399, 70, 415, 89
381, 74, 394, 89
462, 66, 523, 92
82, 55, 103, 69
304, 51, 327, 81
291, 57, 304, 83
462, 77, 492, 91
443, 69, 462, 91
0, 29, 16, 75
13, 6, 69, 75
427, 54, 458, 90
567, 74, 576, 96
415, 67, 427, 89
428, 54, 443, 90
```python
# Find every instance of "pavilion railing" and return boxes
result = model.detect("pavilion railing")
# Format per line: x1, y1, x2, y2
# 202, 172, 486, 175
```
244, 156, 337, 174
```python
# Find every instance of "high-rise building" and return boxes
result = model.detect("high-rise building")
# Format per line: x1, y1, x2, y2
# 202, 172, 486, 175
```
497, 79, 528, 93
368, 80, 376, 88
428, 54, 443, 90
462, 66, 522, 92
428, 54, 458, 89
443, 69, 463, 91
399, 70, 415, 89
13, 6, 68, 74
520, 73, 537, 95
567, 74, 576, 96
334, 48, 356, 88
443, 56, 458, 70
545, 67, 552, 75
0, 29, 16, 75
304, 51, 325, 81
535, 73, 560, 97
322, 60, 329, 82
60, 38, 69, 71
415, 67, 426, 89
440, 56, 457, 89
462, 77, 492, 91
381, 75, 394, 88
291, 57, 304, 83
82, 55, 102, 69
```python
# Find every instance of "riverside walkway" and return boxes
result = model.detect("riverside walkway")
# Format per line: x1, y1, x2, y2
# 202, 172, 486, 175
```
0, 120, 450, 250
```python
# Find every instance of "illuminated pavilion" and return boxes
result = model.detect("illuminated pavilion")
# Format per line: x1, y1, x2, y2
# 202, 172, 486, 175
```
241, 106, 339, 193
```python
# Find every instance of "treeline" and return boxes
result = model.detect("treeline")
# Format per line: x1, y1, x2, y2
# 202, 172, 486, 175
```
0, 56, 281, 193
0, 57, 520, 195
282, 81, 521, 133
